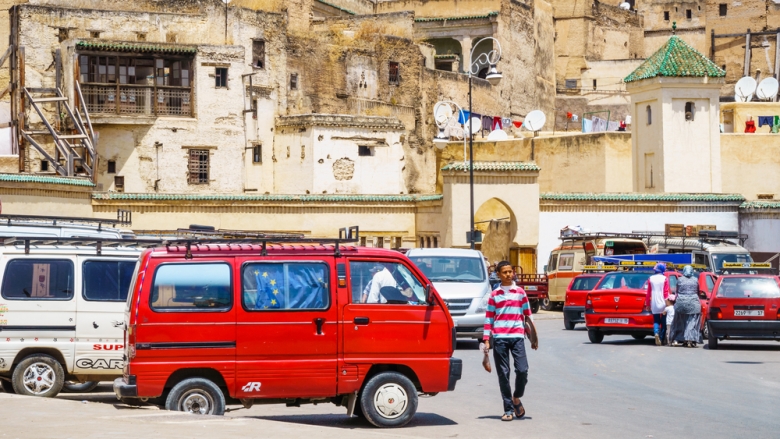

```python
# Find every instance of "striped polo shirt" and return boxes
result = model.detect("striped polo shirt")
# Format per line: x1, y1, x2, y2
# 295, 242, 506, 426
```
483, 284, 533, 340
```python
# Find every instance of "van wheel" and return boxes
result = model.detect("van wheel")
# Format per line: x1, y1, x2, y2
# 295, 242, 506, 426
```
707, 326, 718, 350
587, 330, 604, 344
563, 317, 575, 330
165, 378, 225, 416
62, 381, 100, 393
541, 298, 554, 311
1, 379, 14, 394
11, 354, 65, 397
360, 372, 417, 428
530, 300, 540, 314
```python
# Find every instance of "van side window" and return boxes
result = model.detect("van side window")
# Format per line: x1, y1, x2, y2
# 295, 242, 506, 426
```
548, 254, 558, 272
241, 262, 329, 310
694, 253, 710, 269
1, 259, 74, 300
705, 275, 715, 292
83, 260, 137, 301
150, 263, 232, 310
349, 261, 426, 305
558, 253, 574, 271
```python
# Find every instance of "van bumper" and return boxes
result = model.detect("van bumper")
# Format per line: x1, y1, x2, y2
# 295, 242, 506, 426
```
113, 376, 138, 398
452, 313, 485, 339
448, 357, 463, 391
563, 306, 586, 324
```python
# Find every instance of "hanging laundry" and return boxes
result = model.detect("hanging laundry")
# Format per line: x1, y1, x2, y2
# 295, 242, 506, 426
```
513, 120, 523, 128
444, 114, 465, 139
607, 121, 619, 131
492, 116, 503, 130
773, 115, 780, 134
482, 115, 493, 131
618, 120, 626, 132
571, 114, 579, 122
582, 118, 593, 133
745, 119, 756, 133
566, 112, 572, 119
758, 116, 774, 127
592, 116, 607, 132
457, 110, 471, 125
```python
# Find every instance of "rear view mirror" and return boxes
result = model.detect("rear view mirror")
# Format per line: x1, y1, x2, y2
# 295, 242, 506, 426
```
425, 284, 432, 305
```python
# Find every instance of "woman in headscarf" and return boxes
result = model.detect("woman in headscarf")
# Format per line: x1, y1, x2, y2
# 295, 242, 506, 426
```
670, 265, 703, 348
645, 263, 670, 346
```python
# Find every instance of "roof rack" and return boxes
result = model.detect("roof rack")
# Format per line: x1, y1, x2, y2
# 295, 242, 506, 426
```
0, 209, 132, 230
4, 236, 163, 255
559, 232, 649, 241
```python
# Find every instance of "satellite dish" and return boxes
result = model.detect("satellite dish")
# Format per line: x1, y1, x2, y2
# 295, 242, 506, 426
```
433, 102, 453, 124
487, 129, 508, 141
619, 2, 630, 10
465, 117, 482, 135
523, 110, 546, 131
735, 76, 757, 102
756, 77, 779, 101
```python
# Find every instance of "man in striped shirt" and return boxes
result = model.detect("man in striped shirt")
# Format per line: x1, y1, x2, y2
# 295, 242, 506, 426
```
483, 261, 538, 421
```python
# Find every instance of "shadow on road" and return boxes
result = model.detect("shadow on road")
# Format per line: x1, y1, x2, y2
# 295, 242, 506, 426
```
477, 415, 533, 421
705, 343, 780, 352
456, 340, 480, 350
245, 412, 457, 429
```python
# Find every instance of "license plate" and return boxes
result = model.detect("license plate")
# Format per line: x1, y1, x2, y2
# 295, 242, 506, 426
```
604, 318, 629, 324
525, 286, 537, 291
734, 310, 764, 317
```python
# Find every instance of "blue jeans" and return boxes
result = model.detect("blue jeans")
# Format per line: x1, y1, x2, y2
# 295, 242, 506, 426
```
653, 313, 666, 343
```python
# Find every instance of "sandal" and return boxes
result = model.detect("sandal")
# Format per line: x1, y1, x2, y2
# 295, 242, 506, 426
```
501, 412, 514, 422
513, 400, 526, 419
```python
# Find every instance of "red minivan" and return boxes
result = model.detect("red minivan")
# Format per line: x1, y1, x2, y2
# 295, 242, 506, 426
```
706, 274, 780, 349
114, 232, 461, 428
563, 271, 608, 330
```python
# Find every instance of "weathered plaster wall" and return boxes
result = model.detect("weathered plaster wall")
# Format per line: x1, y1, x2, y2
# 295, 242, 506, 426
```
721, 102, 780, 134
376, 0, 501, 17
0, 179, 95, 216
721, 133, 780, 200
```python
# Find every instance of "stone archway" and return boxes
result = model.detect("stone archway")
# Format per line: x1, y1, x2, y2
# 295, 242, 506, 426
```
475, 197, 516, 265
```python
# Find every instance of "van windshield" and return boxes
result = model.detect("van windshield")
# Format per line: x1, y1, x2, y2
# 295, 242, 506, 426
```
409, 256, 485, 283
711, 253, 753, 274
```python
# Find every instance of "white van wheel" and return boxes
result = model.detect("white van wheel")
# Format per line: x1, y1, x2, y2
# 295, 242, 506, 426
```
165, 378, 225, 416
62, 381, 100, 393
12, 354, 65, 397
360, 372, 417, 428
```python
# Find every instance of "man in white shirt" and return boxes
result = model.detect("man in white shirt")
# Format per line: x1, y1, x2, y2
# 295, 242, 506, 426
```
362, 264, 397, 303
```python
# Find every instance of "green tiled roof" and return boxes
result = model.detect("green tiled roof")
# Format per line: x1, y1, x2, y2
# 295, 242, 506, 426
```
415, 11, 499, 22
624, 36, 725, 83
0, 173, 95, 187
541, 193, 745, 202
93, 193, 443, 202
315, 0, 356, 15
76, 40, 197, 54
441, 162, 540, 172
434, 54, 459, 59
740, 201, 780, 210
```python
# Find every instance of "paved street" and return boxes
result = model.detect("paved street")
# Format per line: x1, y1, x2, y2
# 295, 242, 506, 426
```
2, 314, 779, 439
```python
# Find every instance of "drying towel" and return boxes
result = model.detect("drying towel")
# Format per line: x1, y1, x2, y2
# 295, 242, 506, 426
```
492, 116, 503, 130
582, 118, 593, 133
758, 116, 774, 127
745, 120, 756, 133
513, 120, 523, 128
457, 110, 471, 125
607, 121, 620, 131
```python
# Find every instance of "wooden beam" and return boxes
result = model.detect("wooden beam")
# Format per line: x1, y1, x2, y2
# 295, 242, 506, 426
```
744, 29, 751, 77
775, 29, 780, 102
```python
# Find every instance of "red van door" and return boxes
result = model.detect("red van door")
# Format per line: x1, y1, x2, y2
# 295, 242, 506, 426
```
234, 259, 338, 399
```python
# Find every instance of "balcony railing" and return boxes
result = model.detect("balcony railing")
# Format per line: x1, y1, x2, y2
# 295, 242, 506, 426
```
80, 83, 193, 118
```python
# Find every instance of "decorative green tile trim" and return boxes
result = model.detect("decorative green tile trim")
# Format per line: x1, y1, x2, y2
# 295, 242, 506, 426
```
434, 54, 459, 59
415, 11, 499, 22
740, 201, 780, 209
441, 162, 540, 172
315, 0, 356, 15
624, 36, 725, 83
76, 40, 197, 54
0, 173, 95, 187
93, 193, 443, 202
541, 193, 745, 202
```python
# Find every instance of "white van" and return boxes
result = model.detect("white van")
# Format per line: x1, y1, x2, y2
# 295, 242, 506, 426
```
0, 213, 134, 239
407, 248, 491, 339
0, 238, 143, 397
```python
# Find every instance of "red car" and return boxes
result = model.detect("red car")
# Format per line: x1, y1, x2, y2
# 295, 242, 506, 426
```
563, 272, 607, 330
698, 271, 717, 338
585, 269, 681, 344
115, 232, 461, 428
706, 274, 780, 349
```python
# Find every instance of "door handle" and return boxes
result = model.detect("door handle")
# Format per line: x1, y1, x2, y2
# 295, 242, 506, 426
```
314, 318, 324, 335
354, 317, 369, 325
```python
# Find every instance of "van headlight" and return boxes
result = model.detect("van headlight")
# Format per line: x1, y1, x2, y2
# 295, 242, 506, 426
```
475, 290, 491, 314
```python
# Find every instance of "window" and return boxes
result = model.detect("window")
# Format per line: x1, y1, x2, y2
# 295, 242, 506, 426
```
705, 275, 715, 292
137, 33, 147, 41
58, 28, 69, 43
107, 160, 116, 174
570, 276, 601, 291
388, 61, 400, 85
426, 237, 432, 248
565, 79, 577, 89
349, 261, 427, 304
1, 259, 74, 300
290, 73, 298, 90
188, 149, 209, 184
83, 260, 136, 301
719, 4, 727, 16
717, 277, 780, 298
215, 67, 228, 88
408, 256, 486, 283
376, 237, 384, 248
685, 101, 695, 121
597, 272, 651, 290
433, 237, 438, 248
663, 11, 669, 21
252, 40, 265, 69
241, 262, 329, 310
646, 105, 652, 125
592, 79, 597, 90
394, 237, 402, 249
686, 9, 692, 19
694, 253, 711, 269
114, 175, 125, 192
151, 263, 232, 310
358, 145, 373, 156
252, 145, 262, 163
40, 160, 49, 172
90, 31, 101, 39
420, 237, 425, 248
360, 236, 367, 246
548, 254, 558, 272
644, 153, 654, 188
558, 253, 575, 271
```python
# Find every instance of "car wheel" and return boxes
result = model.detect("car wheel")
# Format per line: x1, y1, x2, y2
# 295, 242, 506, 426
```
62, 381, 100, 393
360, 372, 418, 428
631, 334, 646, 340
165, 378, 226, 416
541, 298, 554, 311
563, 318, 575, 330
707, 325, 718, 350
1, 379, 14, 394
11, 354, 65, 398
587, 329, 604, 344
530, 300, 540, 314
702, 322, 709, 340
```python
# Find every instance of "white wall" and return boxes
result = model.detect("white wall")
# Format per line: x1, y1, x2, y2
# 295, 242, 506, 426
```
537, 210, 740, 272
739, 216, 780, 253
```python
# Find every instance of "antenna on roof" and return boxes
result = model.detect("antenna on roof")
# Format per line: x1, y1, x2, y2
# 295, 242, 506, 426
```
523, 110, 546, 133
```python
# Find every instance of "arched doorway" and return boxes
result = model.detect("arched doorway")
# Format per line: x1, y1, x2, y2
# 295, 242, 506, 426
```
474, 198, 515, 264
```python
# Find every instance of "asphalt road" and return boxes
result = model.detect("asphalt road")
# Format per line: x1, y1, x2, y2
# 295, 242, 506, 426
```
2, 314, 779, 439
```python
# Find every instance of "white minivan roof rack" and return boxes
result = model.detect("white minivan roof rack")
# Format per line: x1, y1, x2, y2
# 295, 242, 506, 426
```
0, 209, 132, 230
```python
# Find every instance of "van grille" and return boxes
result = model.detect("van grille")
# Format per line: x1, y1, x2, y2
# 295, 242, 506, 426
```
445, 298, 473, 316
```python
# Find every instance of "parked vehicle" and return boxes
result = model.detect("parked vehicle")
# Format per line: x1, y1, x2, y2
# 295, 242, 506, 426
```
706, 264, 780, 349
584, 263, 681, 344
116, 229, 462, 428
0, 236, 149, 397
407, 248, 490, 340
563, 270, 609, 330
0, 212, 134, 239
514, 272, 546, 314
641, 230, 753, 275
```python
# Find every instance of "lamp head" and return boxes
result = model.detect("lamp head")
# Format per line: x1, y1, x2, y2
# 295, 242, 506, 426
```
485, 64, 502, 86
433, 128, 449, 149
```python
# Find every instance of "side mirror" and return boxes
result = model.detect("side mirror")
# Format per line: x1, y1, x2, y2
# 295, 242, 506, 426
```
698, 290, 708, 300
425, 283, 432, 305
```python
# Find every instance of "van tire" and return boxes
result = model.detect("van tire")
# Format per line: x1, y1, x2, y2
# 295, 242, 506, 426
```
165, 378, 225, 416
541, 298, 554, 311
587, 330, 604, 344
360, 372, 417, 428
62, 381, 100, 393
563, 317, 575, 330
1, 379, 15, 394
11, 354, 65, 397
530, 300, 540, 314
707, 325, 718, 350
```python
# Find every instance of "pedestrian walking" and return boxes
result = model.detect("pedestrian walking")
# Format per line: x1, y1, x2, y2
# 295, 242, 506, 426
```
670, 265, 703, 347
664, 299, 675, 346
645, 263, 670, 346
482, 261, 538, 422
